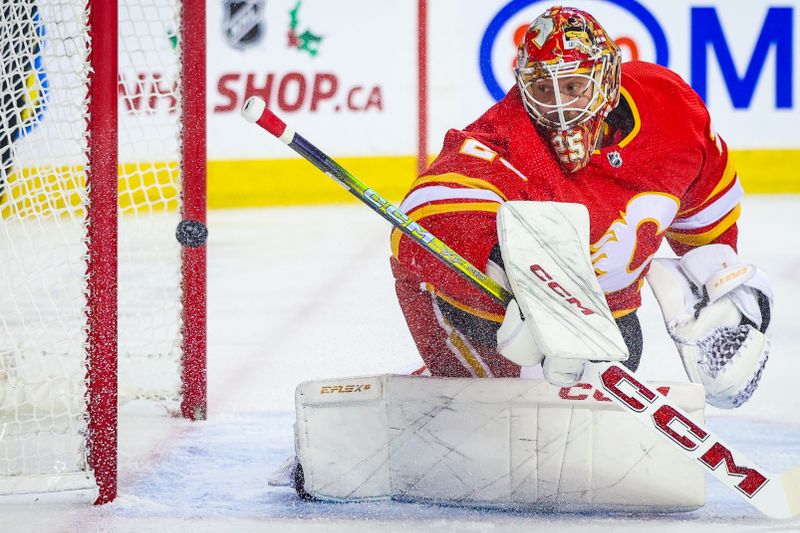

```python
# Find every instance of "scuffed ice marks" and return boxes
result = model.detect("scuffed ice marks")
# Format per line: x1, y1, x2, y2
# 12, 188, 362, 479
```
94, 410, 800, 525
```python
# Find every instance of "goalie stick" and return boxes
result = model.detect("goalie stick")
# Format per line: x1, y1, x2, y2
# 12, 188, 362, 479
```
241, 96, 800, 519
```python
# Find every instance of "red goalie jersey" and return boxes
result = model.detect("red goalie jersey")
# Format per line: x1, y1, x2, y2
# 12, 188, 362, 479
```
391, 61, 742, 378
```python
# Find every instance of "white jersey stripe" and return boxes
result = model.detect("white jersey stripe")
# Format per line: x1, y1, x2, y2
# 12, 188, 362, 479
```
400, 185, 505, 213
670, 177, 743, 230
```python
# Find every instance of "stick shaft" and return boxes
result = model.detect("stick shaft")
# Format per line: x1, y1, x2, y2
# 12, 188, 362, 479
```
243, 97, 511, 307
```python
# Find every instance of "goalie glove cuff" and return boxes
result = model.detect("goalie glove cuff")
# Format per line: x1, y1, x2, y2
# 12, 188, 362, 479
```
679, 244, 753, 302
677, 244, 773, 332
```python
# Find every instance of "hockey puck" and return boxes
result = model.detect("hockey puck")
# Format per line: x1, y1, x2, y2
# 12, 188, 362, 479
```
175, 219, 208, 248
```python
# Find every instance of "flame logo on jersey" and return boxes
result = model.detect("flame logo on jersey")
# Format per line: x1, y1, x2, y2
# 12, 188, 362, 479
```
591, 193, 679, 293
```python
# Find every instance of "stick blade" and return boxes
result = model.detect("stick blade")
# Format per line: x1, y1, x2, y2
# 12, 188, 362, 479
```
777, 466, 800, 518
732, 465, 800, 519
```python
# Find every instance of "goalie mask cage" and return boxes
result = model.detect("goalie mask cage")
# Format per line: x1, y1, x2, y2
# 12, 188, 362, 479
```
0, 0, 206, 504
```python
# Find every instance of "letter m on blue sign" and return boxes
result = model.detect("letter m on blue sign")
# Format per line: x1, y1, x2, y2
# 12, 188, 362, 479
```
691, 7, 793, 108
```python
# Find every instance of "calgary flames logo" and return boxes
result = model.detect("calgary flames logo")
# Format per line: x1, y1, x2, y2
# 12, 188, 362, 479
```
591, 193, 679, 292
525, 15, 554, 52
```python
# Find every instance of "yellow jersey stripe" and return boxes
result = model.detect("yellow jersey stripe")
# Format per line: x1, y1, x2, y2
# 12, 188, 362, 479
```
617, 87, 642, 149
612, 307, 638, 319
447, 328, 489, 378
677, 157, 736, 216
666, 204, 740, 246
391, 202, 501, 258
425, 282, 505, 323
671, 178, 742, 230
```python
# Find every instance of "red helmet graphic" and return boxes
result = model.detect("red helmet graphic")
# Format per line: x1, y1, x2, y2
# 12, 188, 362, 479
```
514, 6, 622, 172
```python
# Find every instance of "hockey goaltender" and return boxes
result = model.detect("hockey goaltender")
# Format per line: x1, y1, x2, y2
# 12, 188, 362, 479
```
269, 6, 776, 514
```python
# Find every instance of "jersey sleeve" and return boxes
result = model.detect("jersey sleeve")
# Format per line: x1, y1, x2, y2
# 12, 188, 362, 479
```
391, 130, 527, 322
665, 89, 741, 256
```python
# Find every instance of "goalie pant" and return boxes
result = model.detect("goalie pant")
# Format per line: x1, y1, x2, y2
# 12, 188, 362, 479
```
391, 249, 644, 379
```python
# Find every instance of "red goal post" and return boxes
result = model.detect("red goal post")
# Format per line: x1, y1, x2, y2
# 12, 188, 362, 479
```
0, 0, 206, 504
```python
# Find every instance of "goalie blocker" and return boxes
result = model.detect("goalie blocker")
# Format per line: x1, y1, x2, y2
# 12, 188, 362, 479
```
289, 374, 706, 511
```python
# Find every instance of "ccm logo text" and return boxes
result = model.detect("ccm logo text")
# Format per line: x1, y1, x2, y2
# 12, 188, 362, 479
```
530, 264, 596, 316
600, 365, 768, 497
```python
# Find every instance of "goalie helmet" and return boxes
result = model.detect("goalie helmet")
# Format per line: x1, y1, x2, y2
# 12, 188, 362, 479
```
514, 6, 621, 172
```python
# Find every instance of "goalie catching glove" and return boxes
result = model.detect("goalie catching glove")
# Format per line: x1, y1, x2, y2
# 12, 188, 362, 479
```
646, 244, 773, 408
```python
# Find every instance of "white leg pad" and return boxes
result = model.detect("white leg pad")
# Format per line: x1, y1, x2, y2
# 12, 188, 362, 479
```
294, 375, 706, 511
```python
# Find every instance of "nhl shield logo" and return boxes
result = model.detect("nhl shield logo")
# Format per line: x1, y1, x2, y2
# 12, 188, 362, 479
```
223, 0, 266, 50
607, 151, 623, 168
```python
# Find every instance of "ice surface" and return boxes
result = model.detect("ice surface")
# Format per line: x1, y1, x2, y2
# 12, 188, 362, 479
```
4, 197, 800, 531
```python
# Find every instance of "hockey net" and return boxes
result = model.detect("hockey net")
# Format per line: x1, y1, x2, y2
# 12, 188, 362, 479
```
0, 0, 205, 503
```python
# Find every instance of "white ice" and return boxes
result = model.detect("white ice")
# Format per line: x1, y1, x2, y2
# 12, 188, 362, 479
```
4, 195, 800, 532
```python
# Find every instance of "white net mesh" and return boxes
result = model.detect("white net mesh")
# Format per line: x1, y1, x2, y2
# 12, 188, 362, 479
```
0, 0, 92, 493
0, 0, 187, 494
118, 0, 183, 403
